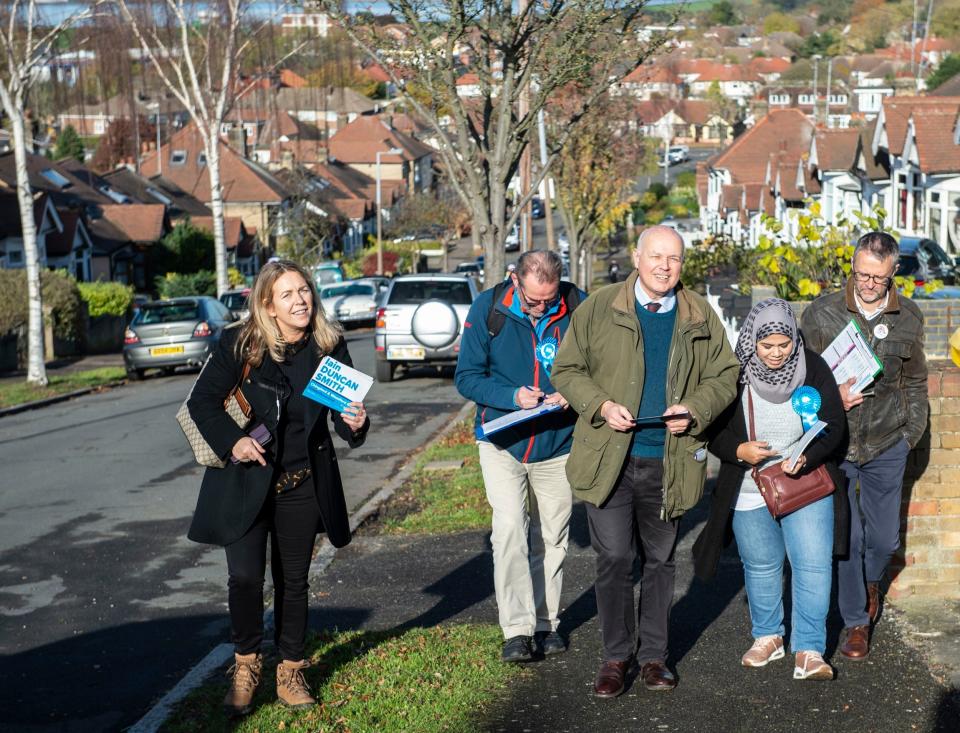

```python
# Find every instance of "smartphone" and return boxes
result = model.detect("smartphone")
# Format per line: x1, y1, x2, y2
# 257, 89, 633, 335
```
230, 423, 273, 464
633, 410, 692, 425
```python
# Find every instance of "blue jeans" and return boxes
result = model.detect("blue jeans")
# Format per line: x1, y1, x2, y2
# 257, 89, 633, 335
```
837, 437, 910, 627
732, 495, 834, 653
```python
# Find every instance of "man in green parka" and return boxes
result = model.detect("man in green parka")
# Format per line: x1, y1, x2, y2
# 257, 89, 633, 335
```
551, 226, 739, 698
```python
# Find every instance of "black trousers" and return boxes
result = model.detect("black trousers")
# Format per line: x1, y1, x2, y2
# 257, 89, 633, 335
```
585, 456, 679, 664
224, 480, 321, 661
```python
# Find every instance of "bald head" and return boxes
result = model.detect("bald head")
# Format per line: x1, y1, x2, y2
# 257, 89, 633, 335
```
636, 225, 684, 254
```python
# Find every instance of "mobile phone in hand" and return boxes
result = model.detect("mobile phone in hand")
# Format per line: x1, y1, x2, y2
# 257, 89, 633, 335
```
662, 410, 692, 421
230, 423, 272, 464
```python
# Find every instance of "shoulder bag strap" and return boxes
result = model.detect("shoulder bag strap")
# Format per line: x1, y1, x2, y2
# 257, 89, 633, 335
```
746, 387, 762, 487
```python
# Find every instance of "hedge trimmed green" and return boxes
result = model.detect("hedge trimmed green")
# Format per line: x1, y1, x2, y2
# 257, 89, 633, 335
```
0, 269, 84, 340
157, 270, 217, 298
78, 281, 134, 317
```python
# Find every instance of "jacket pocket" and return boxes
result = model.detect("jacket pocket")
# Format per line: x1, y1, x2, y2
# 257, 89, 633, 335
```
567, 422, 611, 490
878, 339, 911, 384
679, 440, 709, 509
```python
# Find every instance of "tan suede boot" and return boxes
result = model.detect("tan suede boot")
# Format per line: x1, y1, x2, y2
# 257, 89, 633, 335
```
276, 659, 316, 708
222, 652, 262, 716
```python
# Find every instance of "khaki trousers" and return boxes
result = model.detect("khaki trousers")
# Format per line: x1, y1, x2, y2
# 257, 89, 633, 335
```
478, 441, 573, 638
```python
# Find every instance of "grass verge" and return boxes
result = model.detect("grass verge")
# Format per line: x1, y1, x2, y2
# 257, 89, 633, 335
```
0, 367, 127, 409
161, 624, 522, 733
372, 418, 491, 535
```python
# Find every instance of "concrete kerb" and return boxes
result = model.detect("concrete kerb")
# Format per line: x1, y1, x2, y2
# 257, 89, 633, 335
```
0, 380, 127, 418
128, 400, 475, 733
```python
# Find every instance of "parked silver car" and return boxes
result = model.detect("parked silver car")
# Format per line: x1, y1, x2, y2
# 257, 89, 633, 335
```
123, 297, 234, 379
374, 274, 479, 382
319, 280, 384, 326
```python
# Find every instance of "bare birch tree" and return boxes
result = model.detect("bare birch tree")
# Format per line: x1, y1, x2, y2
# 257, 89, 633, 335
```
113, 0, 301, 297
0, 0, 103, 386
321, 1, 673, 286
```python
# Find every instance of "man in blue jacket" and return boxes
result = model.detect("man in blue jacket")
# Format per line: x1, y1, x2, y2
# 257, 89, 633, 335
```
456, 249, 584, 663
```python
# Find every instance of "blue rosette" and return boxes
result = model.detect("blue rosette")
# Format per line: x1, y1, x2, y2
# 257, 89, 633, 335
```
791, 386, 821, 428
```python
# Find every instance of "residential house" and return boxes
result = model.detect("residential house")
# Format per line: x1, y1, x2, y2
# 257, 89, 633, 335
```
762, 84, 852, 127
613, 65, 681, 100
307, 161, 382, 256
100, 168, 213, 222
95, 204, 171, 286
633, 99, 734, 145
0, 191, 71, 274
139, 124, 293, 248
677, 60, 762, 105
328, 115, 435, 194
280, 11, 333, 36
702, 109, 814, 244
931, 73, 960, 97
191, 216, 261, 277
456, 73, 483, 98
269, 86, 379, 134
807, 128, 862, 225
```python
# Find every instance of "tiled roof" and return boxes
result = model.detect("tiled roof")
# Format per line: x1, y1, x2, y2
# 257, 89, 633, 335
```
910, 112, 960, 174
191, 216, 247, 250
622, 65, 680, 85
743, 183, 765, 211
931, 72, 960, 96
456, 72, 480, 86
812, 128, 860, 172
855, 120, 888, 181
139, 124, 290, 204
329, 115, 434, 164
748, 57, 792, 75
101, 204, 167, 243
262, 86, 378, 117
720, 184, 743, 210
677, 59, 761, 83
711, 109, 813, 185
882, 96, 960, 155
101, 168, 212, 218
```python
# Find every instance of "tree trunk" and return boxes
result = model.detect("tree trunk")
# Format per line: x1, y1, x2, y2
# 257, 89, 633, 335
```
11, 112, 48, 386
205, 135, 230, 297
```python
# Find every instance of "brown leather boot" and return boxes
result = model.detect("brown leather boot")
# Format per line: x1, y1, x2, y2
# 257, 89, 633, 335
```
840, 625, 870, 660
867, 582, 882, 624
222, 652, 262, 716
276, 659, 317, 708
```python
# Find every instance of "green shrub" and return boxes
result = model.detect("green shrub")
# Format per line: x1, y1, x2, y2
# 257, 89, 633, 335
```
648, 182, 669, 201
78, 281, 134, 317
151, 221, 214, 276
0, 269, 84, 340
675, 171, 696, 188
156, 271, 217, 298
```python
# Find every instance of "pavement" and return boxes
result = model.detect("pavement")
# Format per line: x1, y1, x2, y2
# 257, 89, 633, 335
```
314, 484, 960, 733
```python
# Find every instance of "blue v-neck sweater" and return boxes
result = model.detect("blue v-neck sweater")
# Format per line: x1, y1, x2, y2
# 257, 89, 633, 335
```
630, 302, 677, 458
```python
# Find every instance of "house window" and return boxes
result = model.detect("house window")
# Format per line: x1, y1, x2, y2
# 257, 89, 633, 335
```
929, 192, 942, 243
170, 149, 187, 165
198, 152, 207, 166
799, 94, 815, 105
770, 94, 789, 105
40, 168, 72, 189
948, 193, 960, 255
94, 119, 105, 135
7, 247, 23, 265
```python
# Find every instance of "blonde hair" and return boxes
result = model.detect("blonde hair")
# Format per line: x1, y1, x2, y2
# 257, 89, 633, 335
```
234, 260, 342, 367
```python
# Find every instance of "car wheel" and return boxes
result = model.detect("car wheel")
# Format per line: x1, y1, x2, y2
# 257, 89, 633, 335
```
376, 360, 395, 383
127, 368, 145, 381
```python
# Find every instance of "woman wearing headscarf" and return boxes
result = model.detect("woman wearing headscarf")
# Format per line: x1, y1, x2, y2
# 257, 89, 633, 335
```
693, 298, 848, 680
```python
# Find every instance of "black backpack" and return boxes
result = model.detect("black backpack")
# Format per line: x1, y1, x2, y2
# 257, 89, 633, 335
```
486, 280, 582, 338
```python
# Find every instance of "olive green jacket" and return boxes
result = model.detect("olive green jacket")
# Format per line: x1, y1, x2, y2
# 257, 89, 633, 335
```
551, 272, 739, 517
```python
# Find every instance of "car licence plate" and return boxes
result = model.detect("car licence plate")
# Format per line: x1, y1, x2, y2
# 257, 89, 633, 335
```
387, 345, 425, 360
150, 345, 185, 356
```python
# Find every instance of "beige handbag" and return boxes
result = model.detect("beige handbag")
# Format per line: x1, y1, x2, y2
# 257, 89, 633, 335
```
176, 361, 252, 468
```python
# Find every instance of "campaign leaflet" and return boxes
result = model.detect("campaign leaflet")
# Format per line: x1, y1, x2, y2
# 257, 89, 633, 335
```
303, 356, 373, 412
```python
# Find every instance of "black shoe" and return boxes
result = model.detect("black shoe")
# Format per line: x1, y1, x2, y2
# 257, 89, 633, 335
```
501, 635, 534, 663
536, 631, 566, 656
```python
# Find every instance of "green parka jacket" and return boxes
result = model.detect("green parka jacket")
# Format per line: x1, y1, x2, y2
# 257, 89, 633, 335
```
551, 273, 739, 518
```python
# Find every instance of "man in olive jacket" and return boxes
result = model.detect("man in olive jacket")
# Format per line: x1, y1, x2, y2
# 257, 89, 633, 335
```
551, 226, 739, 698
801, 231, 928, 662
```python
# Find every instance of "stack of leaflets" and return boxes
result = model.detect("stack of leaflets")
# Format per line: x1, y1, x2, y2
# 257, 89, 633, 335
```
822, 320, 882, 395
303, 356, 373, 412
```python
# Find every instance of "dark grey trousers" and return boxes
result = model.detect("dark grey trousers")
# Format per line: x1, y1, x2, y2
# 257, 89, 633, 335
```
585, 456, 680, 664
837, 437, 911, 627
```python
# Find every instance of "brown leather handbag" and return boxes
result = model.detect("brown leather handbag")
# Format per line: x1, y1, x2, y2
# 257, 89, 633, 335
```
747, 389, 834, 519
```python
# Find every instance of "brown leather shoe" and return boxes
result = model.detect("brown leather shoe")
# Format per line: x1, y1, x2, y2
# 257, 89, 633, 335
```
840, 625, 870, 660
867, 582, 882, 624
593, 659, 630, 698
640, 660, 677, 691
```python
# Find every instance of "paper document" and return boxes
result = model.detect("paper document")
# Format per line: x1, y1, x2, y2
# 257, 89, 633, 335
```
303, 356, 373, 412
480, 402, 563, 437
822, 320, 882, 394
786, 420, 828, 471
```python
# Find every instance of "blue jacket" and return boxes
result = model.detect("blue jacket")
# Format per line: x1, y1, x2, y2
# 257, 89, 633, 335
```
455, 283, 583, 463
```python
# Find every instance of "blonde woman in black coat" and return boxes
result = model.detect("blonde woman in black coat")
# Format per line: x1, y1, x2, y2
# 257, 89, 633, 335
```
186, 260, 369, 716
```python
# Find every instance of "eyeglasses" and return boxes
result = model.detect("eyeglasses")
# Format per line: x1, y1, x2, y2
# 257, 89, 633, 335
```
515, 279, 560, 308
852, 271, 892, 287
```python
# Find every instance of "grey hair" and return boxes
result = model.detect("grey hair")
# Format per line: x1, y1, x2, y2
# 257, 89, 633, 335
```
854, 231, 899, 263
516, 249, 563, 283
637, 225, 685, 258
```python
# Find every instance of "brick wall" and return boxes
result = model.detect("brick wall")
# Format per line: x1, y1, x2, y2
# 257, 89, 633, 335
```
888, 362, 960, 601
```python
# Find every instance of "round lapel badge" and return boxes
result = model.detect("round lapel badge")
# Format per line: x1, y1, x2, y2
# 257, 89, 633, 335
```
537, 337, 558, 366
874, 324, 889, 340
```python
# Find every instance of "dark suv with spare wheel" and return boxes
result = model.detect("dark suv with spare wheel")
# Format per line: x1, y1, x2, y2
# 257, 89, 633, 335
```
373, 274, 478, 382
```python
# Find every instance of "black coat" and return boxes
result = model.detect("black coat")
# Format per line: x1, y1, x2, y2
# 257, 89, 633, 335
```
186, 327, 368, 548
692, 349, 849, 582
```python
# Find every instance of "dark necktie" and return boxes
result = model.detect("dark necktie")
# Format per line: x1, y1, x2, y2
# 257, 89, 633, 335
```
645, 302, 661, 313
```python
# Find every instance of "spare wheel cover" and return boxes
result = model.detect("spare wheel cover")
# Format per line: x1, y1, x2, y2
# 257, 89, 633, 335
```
411, 300, 460, 348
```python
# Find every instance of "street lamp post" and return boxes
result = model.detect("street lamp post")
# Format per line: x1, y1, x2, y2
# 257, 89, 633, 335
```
812, 54, 822, 125
148, 102, 161, 176
376, 147, 403, 275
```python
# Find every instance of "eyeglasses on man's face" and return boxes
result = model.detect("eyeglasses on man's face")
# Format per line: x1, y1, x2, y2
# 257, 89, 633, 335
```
852, 271, 892, 287
515, 279, 560, 308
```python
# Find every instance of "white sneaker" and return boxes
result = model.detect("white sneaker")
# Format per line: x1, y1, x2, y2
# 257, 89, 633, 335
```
741, 635, 785, 668
793, 651, 834, 680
